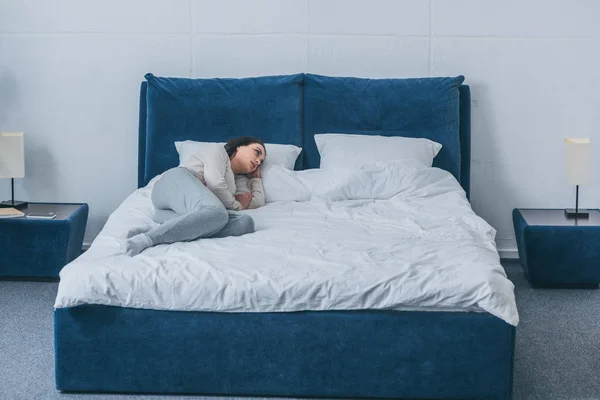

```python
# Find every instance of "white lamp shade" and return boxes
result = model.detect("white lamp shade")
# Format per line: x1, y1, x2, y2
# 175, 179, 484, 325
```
0, 132, 25, 179
565, 138, 590, 185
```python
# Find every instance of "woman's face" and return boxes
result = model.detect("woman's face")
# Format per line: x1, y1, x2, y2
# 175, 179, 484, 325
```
230, 143, 266, 174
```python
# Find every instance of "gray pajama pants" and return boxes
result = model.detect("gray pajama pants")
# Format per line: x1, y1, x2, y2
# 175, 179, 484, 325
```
123, 167, 254, 256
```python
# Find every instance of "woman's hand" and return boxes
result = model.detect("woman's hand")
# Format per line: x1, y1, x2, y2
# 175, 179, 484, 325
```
246, 166, 262, 179
235, 193, 253, 210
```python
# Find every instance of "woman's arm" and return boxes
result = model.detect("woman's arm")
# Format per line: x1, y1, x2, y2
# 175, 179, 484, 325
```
247, 178, 265, 209
203, 147, 242, 211
235, 176, 265, 209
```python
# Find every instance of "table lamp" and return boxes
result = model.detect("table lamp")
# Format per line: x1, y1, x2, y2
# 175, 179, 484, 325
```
0, 132, 28, 209
564, 138, 590, 218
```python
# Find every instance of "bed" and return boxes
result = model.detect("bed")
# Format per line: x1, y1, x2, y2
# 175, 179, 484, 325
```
54, 73, 518, 400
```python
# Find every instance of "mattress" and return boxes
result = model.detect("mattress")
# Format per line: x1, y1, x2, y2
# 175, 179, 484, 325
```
55, 160, 519, 326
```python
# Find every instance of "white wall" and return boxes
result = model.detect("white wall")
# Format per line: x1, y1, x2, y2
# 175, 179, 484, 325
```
1, 0, 599, 256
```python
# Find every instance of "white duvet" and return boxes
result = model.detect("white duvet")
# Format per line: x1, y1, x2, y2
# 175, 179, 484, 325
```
55, 160, 519, 326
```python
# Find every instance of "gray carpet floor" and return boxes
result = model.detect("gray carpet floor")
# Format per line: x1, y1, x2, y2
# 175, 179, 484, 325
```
1, 260, 599, 400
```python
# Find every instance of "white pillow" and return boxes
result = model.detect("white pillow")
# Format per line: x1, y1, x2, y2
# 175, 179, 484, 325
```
314, 133, 442, 169
261, 166, 311, 203
296, 160, 423, 201
174, 140, 302, 171
262, 159, 428, 203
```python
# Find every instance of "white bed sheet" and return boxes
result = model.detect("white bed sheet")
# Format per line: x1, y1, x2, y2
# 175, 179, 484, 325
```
55, 162, 519, 326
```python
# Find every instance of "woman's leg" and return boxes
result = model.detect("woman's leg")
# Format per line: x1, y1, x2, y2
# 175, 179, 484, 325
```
123, 168, 228, 255
156, 209, 255, 238
156, 210, 255, 239
153, 208, 178, 224
212, 212, 255, 238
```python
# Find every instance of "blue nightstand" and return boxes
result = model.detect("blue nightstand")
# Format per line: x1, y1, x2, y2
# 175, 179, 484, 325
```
0, 202, 89, 279
513, 208, 600, 288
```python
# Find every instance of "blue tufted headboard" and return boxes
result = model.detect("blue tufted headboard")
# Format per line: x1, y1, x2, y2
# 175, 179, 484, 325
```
138, 73, 471, 197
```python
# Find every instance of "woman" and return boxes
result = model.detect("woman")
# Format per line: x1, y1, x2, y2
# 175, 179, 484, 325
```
123, 136, 266, 256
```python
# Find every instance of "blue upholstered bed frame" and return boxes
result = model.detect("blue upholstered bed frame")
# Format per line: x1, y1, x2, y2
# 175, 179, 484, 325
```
54, 73, 515, 399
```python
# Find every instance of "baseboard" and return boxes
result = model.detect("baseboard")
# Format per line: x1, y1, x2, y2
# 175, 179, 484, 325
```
498, 248, 519, 260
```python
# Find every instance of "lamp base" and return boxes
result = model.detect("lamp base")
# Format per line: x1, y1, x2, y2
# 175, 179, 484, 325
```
0, 200, 28, 210
564, 208, 590, 218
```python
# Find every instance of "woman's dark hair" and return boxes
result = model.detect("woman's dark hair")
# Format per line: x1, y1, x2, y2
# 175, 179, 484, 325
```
224, 136, 266, 158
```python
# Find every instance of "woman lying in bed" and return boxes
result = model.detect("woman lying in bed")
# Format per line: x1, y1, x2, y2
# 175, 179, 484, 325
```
123, 136, 266, 256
